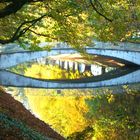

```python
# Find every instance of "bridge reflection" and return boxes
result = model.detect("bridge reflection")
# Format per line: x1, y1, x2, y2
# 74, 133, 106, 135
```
0, 67, 139, 89
46, 59, 114, 76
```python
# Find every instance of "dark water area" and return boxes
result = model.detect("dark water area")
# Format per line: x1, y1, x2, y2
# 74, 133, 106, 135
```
1, 55, 140, 139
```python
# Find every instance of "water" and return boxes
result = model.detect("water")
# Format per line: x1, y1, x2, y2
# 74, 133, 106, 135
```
4, 85, 140, 139
8, 57, 116, 80
1, 54, 140, 139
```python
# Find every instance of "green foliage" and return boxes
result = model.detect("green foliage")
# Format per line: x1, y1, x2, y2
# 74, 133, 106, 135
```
0, 113, 50, 140
65, 85, 140, 140
10, 84, 140, 139
67, 126, 94, 140
10, 63, 29, 75
88, 0, 140, 42
85, 92, 140, 140
0, 0, 93, 48
0, 0, 139, 49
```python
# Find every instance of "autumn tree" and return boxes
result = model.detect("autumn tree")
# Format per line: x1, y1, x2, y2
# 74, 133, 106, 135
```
67, 86, 140, 140
0, 0, 139, 49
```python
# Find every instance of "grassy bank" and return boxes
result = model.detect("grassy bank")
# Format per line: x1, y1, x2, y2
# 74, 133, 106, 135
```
0, 88, 65, 140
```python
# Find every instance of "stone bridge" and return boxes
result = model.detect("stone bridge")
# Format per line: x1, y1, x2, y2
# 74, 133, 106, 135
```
0, 67, 139, 89
0, 47, 140, 69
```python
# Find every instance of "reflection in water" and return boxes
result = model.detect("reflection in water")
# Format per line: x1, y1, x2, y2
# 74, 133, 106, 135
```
4, 84, 140, 139
8, 57, 116, 80
1, 66, 139, 89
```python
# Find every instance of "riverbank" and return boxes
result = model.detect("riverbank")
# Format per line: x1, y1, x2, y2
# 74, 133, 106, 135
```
0, 87, 65, 140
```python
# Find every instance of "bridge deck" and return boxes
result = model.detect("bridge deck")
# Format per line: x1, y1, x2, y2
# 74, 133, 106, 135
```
0, 41, 140, 53
0, 47, 140, 69
0, 41, 140, 69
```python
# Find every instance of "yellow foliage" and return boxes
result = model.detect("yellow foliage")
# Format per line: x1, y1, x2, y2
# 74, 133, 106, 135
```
24, 63, 92, 80
25, 88, 91, 137
107, 94, 115, 103
23, 64, 92, 136
25, 64, 69, 79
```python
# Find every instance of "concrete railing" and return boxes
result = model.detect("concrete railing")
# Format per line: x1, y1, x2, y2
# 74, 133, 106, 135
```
0, 48, 140, 69
0, 68, 139, 89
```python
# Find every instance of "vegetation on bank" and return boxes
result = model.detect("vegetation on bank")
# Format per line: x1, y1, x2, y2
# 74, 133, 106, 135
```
10, 63, 93, 80
0, 89, 65, 140
0, 113, 50, 140
8, 63, 140, 139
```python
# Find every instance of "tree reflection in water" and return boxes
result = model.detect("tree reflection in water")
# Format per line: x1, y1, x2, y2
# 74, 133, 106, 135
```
5, 84, 140, 140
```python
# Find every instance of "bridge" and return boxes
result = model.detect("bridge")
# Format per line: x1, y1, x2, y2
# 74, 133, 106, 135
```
0, 42, 140, 88
0, 67, 139, 89
0, 47, 140, 69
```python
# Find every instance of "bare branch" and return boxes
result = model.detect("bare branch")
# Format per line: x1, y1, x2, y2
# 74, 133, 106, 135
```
0, 0, 46, 18
0, 0, 13, 3
89, 0, 113, 22
0, 1, 27, 18
0, 14, 47, 44
94, 0, 104, 11
29, 29, 58, 40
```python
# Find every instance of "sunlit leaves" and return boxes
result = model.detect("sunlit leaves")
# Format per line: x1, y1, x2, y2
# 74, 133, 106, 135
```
85, 90, 140, 140
0, 0, 139, 47
23, 63, 92, 80
10, 84, 140, 139
24, 89, 90, 137
88, 0, 140, 42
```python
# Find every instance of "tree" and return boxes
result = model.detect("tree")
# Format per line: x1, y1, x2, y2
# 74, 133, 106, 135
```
85, 87, 140, 140
10, 63, 93, 79
0, 0, 139, 48
0, 0, 94, 47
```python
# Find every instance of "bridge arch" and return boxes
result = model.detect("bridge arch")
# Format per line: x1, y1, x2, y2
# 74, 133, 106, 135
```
0, 48, 140, 69
85, 48, 140, 66
0, 68, 139, 89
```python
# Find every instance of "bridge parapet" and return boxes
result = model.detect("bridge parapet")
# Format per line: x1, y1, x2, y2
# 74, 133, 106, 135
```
0, 48, 140, 69
92, 41, 140, 52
